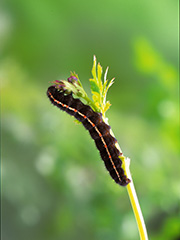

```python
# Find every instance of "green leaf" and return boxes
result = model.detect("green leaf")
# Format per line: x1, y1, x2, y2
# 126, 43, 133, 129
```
92, 92, 101, 103
103, 78, 115, 97
103, 79, 108, 91
107, 78, 115, 89
95, 102, 100, 110
91, 55, 97, 80
89, 79, 100, 94
89, 56, 115, 118
104, 101, 111, 113
97, 62, 102, 85
104, 67, 109, 83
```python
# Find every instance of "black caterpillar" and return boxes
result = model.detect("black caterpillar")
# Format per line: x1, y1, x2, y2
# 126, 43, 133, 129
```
47, 86, 131, 186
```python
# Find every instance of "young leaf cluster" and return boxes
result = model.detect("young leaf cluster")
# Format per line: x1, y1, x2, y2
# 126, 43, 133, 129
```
90, 56, 114, 118
52, 56, 114, 119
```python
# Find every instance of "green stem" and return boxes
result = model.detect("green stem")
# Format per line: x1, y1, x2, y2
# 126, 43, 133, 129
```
126, 169, 149, 240
104, 117, 148, 240
83, 95, 99, 112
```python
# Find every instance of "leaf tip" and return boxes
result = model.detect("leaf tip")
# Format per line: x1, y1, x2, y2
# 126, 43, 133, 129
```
93, 55, 96, 62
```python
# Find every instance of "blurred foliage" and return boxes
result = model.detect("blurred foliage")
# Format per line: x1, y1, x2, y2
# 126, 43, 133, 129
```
1, 0, 179, 240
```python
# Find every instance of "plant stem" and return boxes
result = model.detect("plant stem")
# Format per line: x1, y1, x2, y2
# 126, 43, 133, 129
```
83, 95, 99, 112
126, 160, 149, 240
104, 117, 148, 240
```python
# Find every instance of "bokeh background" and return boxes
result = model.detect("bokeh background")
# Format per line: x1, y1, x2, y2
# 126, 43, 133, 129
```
1, 1, 179, 240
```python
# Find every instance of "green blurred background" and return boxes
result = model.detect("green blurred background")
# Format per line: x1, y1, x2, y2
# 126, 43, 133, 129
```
1, 0, 179, 239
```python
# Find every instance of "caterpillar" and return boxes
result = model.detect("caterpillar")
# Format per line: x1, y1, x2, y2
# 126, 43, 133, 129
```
47, 86, 131, 186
